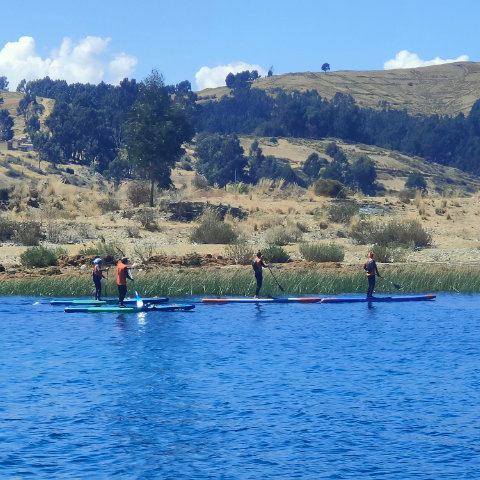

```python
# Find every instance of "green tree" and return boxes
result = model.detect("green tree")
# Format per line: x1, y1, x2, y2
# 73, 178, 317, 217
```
125, 71, 193, 206
321, 63, 330, 73
302, 152, 328, 179
405, 172, 427, 191
196, 133, 247, 186
16, 79, 27, 93
0, 109, 14, 141
351, 155, 377, 195
0, 76, 8, 90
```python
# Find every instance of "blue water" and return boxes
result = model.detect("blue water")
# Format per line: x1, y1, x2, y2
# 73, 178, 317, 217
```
1, 295, 480, 479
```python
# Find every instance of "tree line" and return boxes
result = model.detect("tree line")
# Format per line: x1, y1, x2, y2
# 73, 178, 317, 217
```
195, 75, 480, 176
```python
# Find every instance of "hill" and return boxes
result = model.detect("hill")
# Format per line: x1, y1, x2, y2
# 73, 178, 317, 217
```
0, 90, 53, 138
198, 62, 480, 117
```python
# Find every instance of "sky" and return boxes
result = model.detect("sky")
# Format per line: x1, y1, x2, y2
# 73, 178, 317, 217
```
0, 0, 479, 91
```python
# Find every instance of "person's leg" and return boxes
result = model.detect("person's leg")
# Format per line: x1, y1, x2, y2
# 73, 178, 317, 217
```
118, 285, 127, 306
255, 273, 263, 296
367, 276, 375, 298
94, 278, 102, 300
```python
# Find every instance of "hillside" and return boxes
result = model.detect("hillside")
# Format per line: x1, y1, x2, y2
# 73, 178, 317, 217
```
198, 62, 480, 116
0, 90, 53, 138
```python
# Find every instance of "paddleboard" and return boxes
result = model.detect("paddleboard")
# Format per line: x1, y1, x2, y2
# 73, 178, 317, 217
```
321, 294, 436, 303
51, 297, 168, 306
64, 303, 195, 313
202, 297, 322, 304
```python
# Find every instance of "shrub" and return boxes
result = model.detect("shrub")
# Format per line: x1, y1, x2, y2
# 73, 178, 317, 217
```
13, 221, 42, 246
135, 208, 158, 231
190, 210, 238, 244
126, 181, 150, 207
20, 246, 66, 268
79, 242, 120, 257
262, 245, 290, 263
226, 182, 249, 194
97, 196, 120, 213
325, 142, 339, 157
405, 172, 427, 191
398, 188, 416, 204
350, 219, 431, 247
126, 226, 141, 238
264, 225, 303, 245
303, 152, 328, 179
299, 242, 345, 262
191, 174, 209, 190
0, 217, 15, 241
370, 244, 406, 263
327, 200, 359, 223
313, 178, 346, 198
225, 241, 254, 265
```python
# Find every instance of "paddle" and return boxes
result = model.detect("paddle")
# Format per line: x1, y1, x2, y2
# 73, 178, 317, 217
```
380, 276, 402, 290
267, 265, 285, 293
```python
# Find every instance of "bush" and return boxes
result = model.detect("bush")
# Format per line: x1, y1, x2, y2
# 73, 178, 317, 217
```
20, 246, 66, 268
13, 221, 42, 246
135, 208, 158, 231
303, 152, 328, 179
191, 174, 209, 190
370, 244, 406, 263
262, 245, 290, 263
405, 172, 427, 191
225, 241, 254, 265
190, 210, 238, 244
313, 179, 346, 198
398, 188, 416, 204
79, 242, 120, 257
327, 200, 359, 223
264, 225, 303, 245
183, 252, 202, 267
97, 196, 120, 213
299, 242, 345, 262
126, 181, 150, 207
350, 219, 431, 247
0, 217, 15, 241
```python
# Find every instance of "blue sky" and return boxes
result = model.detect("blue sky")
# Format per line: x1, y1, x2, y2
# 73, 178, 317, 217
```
1, 0, 478, 90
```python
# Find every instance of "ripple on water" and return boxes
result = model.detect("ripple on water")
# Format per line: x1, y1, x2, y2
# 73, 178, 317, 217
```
1, 295, 480, 478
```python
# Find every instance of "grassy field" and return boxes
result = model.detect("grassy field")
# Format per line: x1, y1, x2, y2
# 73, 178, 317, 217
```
198, 61, 480, 116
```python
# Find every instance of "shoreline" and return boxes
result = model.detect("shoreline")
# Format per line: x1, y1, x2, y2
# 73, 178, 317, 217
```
1, 264, 479, 296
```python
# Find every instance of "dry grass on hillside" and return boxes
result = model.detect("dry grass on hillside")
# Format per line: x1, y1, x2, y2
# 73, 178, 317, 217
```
198, 62, 480, 116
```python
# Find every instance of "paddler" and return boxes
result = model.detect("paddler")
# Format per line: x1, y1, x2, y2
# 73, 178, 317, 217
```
252, 251, 267, 298
116, 257, 133, 307
92, 257, 107, 301
364, 250, 381, 298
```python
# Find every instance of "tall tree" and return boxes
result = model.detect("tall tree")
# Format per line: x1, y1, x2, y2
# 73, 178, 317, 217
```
0, 76, 8, 90
125, 70, 193, 206
0, 109, 14, 141
196, 133, 247, 186
321, 63, 330, 73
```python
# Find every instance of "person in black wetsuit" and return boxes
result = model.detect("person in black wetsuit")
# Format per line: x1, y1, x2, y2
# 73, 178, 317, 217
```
364, 251, 381, 298
92, 257, 107, 301
252, 251, 267, 298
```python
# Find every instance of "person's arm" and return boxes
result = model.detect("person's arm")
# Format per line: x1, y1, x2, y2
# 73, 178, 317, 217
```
261, 260, 268, 268
126, 268, 134, 281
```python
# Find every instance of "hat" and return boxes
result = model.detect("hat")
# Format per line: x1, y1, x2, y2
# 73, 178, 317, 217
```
93, 257, 102, 264
121, 257, 129, 263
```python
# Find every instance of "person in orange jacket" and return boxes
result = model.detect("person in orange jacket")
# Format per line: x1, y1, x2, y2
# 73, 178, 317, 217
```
116, 257, 133, 307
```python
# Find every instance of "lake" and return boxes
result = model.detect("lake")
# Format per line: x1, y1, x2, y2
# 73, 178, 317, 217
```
1, 295, 479, 478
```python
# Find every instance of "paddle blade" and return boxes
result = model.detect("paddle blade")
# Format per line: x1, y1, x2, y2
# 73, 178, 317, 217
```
135, 290, 143, 309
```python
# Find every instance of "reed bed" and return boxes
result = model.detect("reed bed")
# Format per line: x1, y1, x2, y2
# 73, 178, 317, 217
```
1, 265, 480, 297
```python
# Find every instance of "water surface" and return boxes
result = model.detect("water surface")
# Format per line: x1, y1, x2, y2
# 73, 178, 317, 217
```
1, 295, 479, 478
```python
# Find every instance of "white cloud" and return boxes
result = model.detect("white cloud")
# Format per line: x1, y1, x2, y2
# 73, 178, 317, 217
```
384, 50, 469, 70
0, 36, 137, 90
195, 61, 267, 90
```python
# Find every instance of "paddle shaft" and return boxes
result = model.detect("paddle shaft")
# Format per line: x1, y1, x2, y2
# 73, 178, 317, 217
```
267, 266, 285, 292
